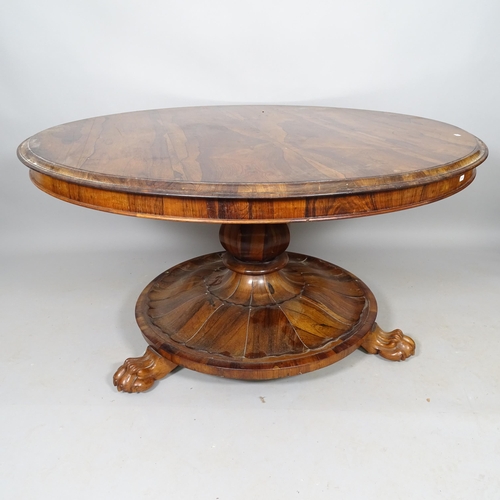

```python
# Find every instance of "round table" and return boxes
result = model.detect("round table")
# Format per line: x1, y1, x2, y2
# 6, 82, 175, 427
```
17, 106, 488, 392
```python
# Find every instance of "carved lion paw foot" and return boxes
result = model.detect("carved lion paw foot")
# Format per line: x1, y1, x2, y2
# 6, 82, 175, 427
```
360, 323, 415, 361
113, 346, 178, 393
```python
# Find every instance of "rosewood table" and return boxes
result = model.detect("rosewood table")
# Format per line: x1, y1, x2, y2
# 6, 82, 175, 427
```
17, 106, 488, 393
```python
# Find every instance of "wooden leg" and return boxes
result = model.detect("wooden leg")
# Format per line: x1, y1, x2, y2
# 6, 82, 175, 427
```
113, 346, 178, 393
360, 323, 415, 361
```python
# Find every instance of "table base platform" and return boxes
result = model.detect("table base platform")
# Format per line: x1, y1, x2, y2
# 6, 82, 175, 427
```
113, 224, 415, 392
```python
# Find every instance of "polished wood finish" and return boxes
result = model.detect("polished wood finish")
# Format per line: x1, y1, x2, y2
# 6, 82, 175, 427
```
28, 167, 477, 224
219, 224, 290, 262
19, 106, 487, 224
360, 324, 416, 361
16, 106, 488, 390
135, 248, 377, 380
113, 346, 178, 393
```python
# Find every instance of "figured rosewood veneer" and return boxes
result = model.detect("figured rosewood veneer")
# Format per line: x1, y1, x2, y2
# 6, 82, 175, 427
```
17, 106, 488, 392
19, 106, 485, 223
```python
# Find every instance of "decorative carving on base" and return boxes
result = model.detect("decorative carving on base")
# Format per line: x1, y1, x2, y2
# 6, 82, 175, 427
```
113, 346, 178, 393
136, 250, 377, 380
360, 323, 415, 361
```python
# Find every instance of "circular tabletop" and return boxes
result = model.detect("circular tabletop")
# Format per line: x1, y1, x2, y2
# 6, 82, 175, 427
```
18, 106, 488, 223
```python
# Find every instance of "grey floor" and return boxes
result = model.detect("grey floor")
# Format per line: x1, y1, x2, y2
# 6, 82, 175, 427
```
1, 209, 499, 499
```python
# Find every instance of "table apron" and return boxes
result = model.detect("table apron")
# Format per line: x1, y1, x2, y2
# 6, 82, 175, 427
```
29, 168, 476, 224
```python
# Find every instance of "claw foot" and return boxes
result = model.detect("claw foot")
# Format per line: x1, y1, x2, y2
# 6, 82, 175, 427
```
360, 323, 415, 361
113, 346, 178, 393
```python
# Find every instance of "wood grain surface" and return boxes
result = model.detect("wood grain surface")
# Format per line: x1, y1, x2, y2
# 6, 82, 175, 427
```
28, 167, 477, 223
17, 108, 439, 384
18, 106, 487, 223
135, 251, 377, 380
18, 107, 486, 192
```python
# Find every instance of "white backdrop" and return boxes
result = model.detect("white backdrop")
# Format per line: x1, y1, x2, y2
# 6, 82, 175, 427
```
2, 3, 500, 499
2, 0, 499, 256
